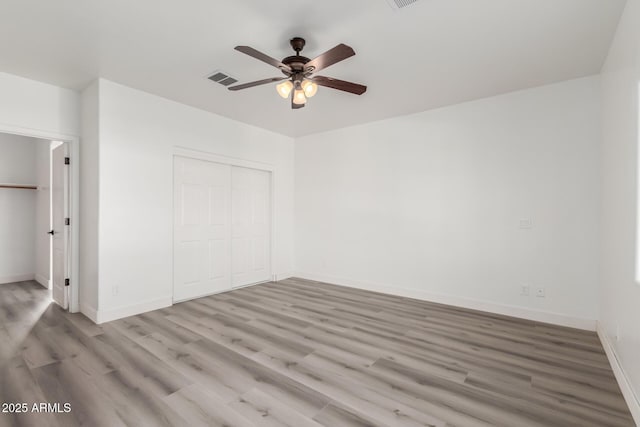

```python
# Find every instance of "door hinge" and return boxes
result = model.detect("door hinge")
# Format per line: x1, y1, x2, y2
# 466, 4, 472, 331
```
64, 278, 70, 287
65, 218, 70, 226
64, 157, 70, 165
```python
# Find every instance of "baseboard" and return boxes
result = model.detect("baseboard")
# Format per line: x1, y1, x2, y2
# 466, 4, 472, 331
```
597, 323, 640, 425
274, 272, 294, 282
0, 273, 35, 285
35, 274, 50, 289
79, 302, 98, 323
293, 272, 597, 331
95, 296, 173, 324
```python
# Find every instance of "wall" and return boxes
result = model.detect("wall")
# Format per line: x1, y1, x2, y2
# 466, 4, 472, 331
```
295, 76, 601, 329
0, 133, 37, 284
0, 72, 79, 138
92, 79, 295, 322
79, 82, 100, 316
600, 0, 640, 421
34, 139, 50, 287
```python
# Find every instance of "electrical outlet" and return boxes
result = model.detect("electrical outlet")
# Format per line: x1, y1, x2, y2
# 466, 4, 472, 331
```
520, 285, 530, 296
536, 288, 545, 298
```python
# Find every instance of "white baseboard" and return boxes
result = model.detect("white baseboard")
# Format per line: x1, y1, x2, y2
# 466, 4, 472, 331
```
79, 302, 98, 323
597, 323, 640, 425
293, 272, 597, 331
95, 296, 173, 324
0, 273, 35, 285
274, 272, 294, 282
35, 274, 50, 289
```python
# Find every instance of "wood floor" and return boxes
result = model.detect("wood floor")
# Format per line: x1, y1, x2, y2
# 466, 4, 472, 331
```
0, 279, 634, 427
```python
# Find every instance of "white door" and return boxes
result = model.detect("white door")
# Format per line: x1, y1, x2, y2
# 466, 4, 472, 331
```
174, 157, 232, 301
51, 143, 69, 309
231, 166, 271, 287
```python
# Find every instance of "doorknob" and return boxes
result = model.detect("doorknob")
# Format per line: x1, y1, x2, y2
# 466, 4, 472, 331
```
48, 230, 55, 235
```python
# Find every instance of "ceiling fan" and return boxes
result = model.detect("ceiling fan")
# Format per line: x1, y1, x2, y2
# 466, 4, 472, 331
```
228, 37, 367, 109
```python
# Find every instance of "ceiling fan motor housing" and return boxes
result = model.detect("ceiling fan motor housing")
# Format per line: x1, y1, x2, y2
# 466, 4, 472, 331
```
281, 56, 311, 74
290, 37, 306, 53
282, 37, 313, 75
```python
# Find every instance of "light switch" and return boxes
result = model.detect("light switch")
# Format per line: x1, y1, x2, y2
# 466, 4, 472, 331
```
519, 218, 533, 229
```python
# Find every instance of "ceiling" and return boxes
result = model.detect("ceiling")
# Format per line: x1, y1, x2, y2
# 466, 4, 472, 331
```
0, 0, 627, 137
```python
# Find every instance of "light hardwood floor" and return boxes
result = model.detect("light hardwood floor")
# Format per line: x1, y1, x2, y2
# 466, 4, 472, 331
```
0, 278, 634, 427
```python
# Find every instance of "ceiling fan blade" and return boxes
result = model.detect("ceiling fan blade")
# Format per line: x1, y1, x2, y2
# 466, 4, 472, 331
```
305, 44, 355, 73
313, 76, 367, 95
235, 46, 291, 72
228, 77, 287, 91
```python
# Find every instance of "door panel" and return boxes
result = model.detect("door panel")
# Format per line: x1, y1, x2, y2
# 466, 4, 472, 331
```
208, 239, 227, 279
51, 143, 68, 309
178, 240, 201, 284
181, 184, 203, 226
232, 238, 249, 275
209, 187, 227, 225
253, 238, 267, 270
173, 157, 232, 301
231, 166, 271, 287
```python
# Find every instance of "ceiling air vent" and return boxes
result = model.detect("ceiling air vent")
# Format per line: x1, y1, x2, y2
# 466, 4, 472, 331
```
207, 70, 238, 86
386, 0, 420, 10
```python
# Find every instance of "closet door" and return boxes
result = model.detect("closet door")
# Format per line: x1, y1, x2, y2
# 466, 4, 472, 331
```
173, 157, 231, 301
231, 166, 271, 287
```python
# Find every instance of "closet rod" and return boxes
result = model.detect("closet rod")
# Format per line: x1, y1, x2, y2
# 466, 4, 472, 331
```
0, 184, 38, 190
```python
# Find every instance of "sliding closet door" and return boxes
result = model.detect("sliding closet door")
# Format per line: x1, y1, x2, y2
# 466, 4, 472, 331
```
173, 157, 231, 301
231, 166, 271, 287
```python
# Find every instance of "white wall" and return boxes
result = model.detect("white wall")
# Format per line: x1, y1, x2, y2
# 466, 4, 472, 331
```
600, 0, 640, 420
90, 79, 295, 321
0, 133, 37, 284
0, 72, 79, 138
295, 76, 601, 329
79, 81, 100, 314
35, 139, 51, 287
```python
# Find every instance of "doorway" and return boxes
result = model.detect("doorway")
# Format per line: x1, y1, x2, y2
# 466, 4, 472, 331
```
173, 154, 272, 302
0, 131, 74, 311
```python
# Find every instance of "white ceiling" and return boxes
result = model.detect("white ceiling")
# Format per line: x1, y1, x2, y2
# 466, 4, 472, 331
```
0, 0, 626, 137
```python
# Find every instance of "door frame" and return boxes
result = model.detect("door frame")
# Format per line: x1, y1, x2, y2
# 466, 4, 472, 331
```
0, 123, 80, 313
172, 146, 276, 300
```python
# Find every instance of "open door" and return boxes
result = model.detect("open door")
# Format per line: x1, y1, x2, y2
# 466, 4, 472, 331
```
51, 143, 69, 309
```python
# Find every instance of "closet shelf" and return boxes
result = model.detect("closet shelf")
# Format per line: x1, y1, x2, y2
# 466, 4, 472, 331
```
0, 183, 38, 190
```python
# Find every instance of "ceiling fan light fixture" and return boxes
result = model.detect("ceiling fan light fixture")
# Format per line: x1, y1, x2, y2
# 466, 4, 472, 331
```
276, 80, 293, 98
293, 88, 307, 105
302, 80, 318, 98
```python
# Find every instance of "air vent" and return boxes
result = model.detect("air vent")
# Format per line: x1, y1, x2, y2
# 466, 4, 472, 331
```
207, 70, 238, 86
386, 0, 420, 10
